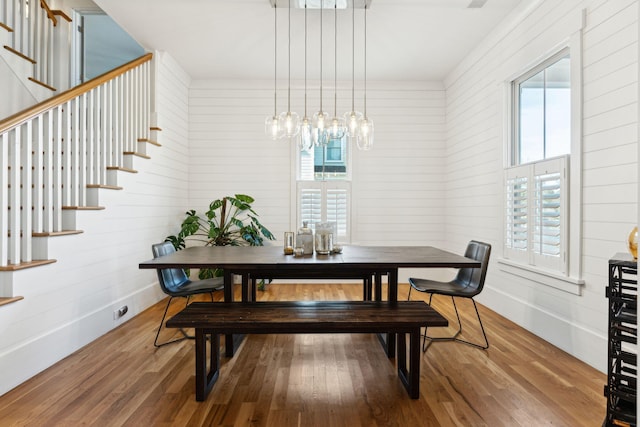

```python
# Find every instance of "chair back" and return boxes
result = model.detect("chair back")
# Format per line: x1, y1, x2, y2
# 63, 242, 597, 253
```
453, 240, 491, 295
152, 242, 190, 295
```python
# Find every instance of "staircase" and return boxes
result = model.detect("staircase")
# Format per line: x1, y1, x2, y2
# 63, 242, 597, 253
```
0, 1, 157, 305
0, 0, 70, 100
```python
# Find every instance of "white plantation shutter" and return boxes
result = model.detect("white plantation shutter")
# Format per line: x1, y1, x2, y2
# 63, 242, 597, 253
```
297, 181, 350, 243
299, 186, 322, 227
326, 187, 349, 238
504, 156, 567, 273
505, 173, 528, 262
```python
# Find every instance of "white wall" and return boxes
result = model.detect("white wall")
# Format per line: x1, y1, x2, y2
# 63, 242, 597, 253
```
0, 51, 191, 396
444, 0, 638, 371
188, 80, 448, 265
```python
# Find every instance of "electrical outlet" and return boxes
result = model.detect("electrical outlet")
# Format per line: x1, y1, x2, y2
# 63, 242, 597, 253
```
114, 305, 128, 319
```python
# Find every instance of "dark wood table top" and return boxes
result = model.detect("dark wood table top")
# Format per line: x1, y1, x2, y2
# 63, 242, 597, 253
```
139, 245, 480, 270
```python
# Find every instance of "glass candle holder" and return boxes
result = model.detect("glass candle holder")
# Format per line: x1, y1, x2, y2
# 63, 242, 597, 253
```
284, 232, 294, 255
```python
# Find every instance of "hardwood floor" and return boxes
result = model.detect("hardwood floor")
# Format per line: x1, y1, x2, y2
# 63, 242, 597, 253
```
0, 283, 606, 426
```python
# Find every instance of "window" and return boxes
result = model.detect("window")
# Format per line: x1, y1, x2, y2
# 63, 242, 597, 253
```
297, 136, 351, 243
504, 49, 574, 278
512, 50, 571, 166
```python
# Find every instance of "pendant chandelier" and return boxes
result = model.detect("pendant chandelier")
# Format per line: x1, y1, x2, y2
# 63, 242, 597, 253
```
266, 0, 373, 151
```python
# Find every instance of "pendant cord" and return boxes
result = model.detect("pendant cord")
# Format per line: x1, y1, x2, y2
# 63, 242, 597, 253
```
319, 0, 323, 112
351, 0, 355, 111
304, 1, 307, 117
273, 3, 277, 116
363, 3, 368, 118
334, 1, 338, 117
287, 0, 292, 112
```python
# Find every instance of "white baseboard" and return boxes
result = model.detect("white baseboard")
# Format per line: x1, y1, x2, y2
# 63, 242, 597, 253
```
0, 283, 164, 397
479, 286, 607, 373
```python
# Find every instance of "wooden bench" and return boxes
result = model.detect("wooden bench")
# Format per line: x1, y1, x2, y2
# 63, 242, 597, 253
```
166, 301, 448, 401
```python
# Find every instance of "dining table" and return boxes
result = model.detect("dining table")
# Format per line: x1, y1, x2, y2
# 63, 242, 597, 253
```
139, 244, 480, 357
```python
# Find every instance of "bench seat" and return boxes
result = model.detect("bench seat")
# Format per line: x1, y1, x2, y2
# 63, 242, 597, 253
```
166, 301, 448, 401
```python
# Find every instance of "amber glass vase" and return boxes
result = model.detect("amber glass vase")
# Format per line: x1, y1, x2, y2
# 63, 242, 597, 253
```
628, 226, 638, 259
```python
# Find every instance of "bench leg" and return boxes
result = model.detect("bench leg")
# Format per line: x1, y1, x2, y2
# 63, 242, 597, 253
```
195, 328, 220, 402
397, 329, 420, 399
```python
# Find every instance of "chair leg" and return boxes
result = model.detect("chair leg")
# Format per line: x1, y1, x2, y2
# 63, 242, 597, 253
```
154, 296, 193, 348
422, 296, 489, 351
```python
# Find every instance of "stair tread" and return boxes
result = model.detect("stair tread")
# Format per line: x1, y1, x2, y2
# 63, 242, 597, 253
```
27, 77, 56, 92
107, 166, 138, 173
137, 138, 161, 147
3, 45, 36, 64
86, 184, 123, 190
62, 206, 106, 210
0, 297, 24, 307
0, 259, 56, 271
32, 230, 83, 237
123, 151, 151, 159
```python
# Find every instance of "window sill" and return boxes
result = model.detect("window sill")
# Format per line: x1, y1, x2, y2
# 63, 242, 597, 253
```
497, 259, 584, 295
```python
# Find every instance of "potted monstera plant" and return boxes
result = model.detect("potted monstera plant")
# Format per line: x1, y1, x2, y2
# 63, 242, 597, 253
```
165, 194, 275, 280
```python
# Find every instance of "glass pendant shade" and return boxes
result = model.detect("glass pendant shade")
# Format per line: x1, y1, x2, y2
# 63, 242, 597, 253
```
327, 116, 346, 140
313, 110, 329, 145
344, 110, 362, 139
279, 111, 300, 138
265, 115, 283, 140
357, 116, 374, 150
298, 116, 314, 151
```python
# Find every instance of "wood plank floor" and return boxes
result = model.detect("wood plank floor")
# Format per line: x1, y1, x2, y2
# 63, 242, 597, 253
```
0, 283, 606, 426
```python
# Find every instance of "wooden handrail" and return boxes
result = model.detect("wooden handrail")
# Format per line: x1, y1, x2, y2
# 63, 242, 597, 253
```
40, 0, 58, 26
0, 52, 153, 135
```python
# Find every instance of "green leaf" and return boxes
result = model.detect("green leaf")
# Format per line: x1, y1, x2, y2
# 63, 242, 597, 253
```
235, 194, 255, 204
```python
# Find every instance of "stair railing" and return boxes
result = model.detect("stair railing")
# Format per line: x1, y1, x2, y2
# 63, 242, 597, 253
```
0, 52, 153, 268
1, 0, 71, 90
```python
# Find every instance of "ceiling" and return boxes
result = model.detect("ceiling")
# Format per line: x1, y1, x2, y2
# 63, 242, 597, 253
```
93, 0, 526, 82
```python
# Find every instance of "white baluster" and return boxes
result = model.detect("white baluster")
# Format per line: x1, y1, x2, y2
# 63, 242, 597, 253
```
114, 75, 123, 166
90, 86, 98, 184
42, 110, 53, 231
86, 89, 95, 187
20, 120, 32, 262
78, 93, 87, 206
8, 127, 20, 264
61, 101, 71, 206
104, 80, 113, 174
32, 115, 43, 233
52, 106, 62, 231
69, 98, 78, 206
0, 133, 9, 266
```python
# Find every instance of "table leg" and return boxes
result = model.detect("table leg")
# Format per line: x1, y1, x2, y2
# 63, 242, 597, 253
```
223, 271, 244, 357
396, 329, 420, 399
241, 274, 250, 302
195, 328, 220, 401
374, 273, 382, 302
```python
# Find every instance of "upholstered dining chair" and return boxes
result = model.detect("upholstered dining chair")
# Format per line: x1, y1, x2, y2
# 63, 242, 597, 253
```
151, 242, 224, 347
407, 240, 491, 351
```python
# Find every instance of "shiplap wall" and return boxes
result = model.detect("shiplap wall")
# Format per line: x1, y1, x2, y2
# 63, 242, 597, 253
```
0, 52, 191, 396
444, 0, 638, 371
188, 80, 447, 259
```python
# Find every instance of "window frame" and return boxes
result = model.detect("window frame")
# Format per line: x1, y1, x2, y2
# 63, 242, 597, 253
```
499, 29, 583, 295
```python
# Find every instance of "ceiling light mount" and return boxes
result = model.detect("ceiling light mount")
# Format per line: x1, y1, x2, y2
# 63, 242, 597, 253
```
269, 0, 372, 9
